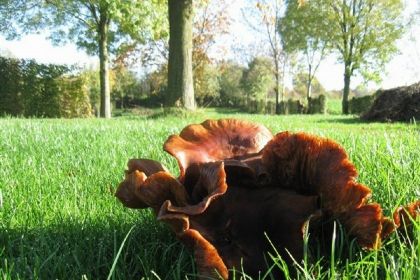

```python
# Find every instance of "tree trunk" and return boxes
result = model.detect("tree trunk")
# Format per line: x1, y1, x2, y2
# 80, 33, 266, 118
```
306, 65, 312, 101
167, 0, 195, 110
342, 67, 351, 114
279, 57, 287, 114
306, 81, 312, 101
274, 62, 280, 114
306, 81, 312, 114
306, 67, 312, 113
99, 17, 111, 118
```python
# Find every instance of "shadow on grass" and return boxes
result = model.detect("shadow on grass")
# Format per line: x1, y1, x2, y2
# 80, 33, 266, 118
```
316, 116, 365, 125
212, 107, 244, 115
0, 218, 194, 280
147, 107, 206, 120
2, 216, 407, 279
112, 107, 157, 119
211, 108, 369, 124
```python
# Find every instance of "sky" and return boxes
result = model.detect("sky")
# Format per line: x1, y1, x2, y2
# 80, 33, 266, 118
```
0, 0, 419, 91
225, 0, 420, 90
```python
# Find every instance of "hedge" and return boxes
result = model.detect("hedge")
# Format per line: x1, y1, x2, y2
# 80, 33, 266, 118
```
349, 95, 375, 115
0, 56, 91, 118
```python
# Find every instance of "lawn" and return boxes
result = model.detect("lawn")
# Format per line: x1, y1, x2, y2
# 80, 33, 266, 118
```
0, 110, 419, 279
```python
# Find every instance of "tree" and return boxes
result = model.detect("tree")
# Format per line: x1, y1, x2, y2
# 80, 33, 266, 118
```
243, 0, 287, 113
194, 63, 220, 106
192, 0, 230, 69
167, 0, 195, 110
111, 64, 140, 109
0, 0, 164, 118
241, 0, 306, 113
280, 0, 330, 107
136, 0, 229, 110
242, 56, 275, 104
292, 71, 325, 98
318, 0, 404, 114
192, 0, 230, 107
219, 61, 245, 107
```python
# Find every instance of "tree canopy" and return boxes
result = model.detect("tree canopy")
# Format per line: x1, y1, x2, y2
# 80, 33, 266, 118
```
0, 0, 411, 116
320, 0, 404, 113
0, 0, 166, 117
281, 0, 405, 114
280, 0, 331, 103
242, 56, 275, 102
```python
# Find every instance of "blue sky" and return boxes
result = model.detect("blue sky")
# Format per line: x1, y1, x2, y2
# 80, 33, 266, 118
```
0, 0, 419, 91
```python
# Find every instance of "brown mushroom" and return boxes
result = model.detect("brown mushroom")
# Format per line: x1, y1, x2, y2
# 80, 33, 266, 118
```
392, 200, 420, 240
115, 119, 419, 279
164, 119, 273, 179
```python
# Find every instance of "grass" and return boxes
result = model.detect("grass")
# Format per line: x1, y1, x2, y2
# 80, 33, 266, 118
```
326, 98, 342, 115
0, 110, 419, 279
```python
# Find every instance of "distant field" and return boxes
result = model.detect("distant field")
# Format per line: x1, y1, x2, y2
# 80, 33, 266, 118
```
0, 111, 418, 279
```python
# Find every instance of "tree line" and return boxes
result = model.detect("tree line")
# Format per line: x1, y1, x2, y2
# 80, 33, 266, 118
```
113, 56, 328, 109
0, 50, 378, 117
0, 0, 408, 117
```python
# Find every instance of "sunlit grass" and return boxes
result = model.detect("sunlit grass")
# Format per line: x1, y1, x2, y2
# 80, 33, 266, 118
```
0, 111, 418, 279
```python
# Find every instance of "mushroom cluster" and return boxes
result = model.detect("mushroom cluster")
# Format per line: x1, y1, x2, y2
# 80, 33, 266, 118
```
115, 119, 419, 279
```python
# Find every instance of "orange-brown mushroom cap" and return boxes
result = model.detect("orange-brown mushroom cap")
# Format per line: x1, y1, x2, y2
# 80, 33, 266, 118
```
261, 131, 386, 248
156, 162, 229, 279
393, 200, 420, 239
115, 158, 185, 210
262, 132, 372, 213
164, 119, 273, 179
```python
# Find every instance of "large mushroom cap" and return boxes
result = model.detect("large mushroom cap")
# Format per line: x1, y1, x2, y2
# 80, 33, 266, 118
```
262, 132, 372, 213
115, 119, 419, 279
164, 119, 273, 179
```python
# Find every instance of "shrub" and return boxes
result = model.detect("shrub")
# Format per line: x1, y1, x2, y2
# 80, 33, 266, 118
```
0, 56, 91, 118
287, 99, 306, 114
308, 94, 327, 114
194, 63, 221, 106
58, 76, 92, 118
362, 83, 420, 122
0, 57, 24, 115
266, 101, 276, 115
349, 95, 375, 114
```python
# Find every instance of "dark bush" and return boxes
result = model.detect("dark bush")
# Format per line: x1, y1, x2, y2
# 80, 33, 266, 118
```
349, 95, 375, 114
287, 99, 306, 114
362, 82, 420, 122
0, 57, 24, 115
308, 95, 327, 114
266, 101, 276, 115
115, 93, 166, 109
246, 99, 257, 113
277, 101, 288, 114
